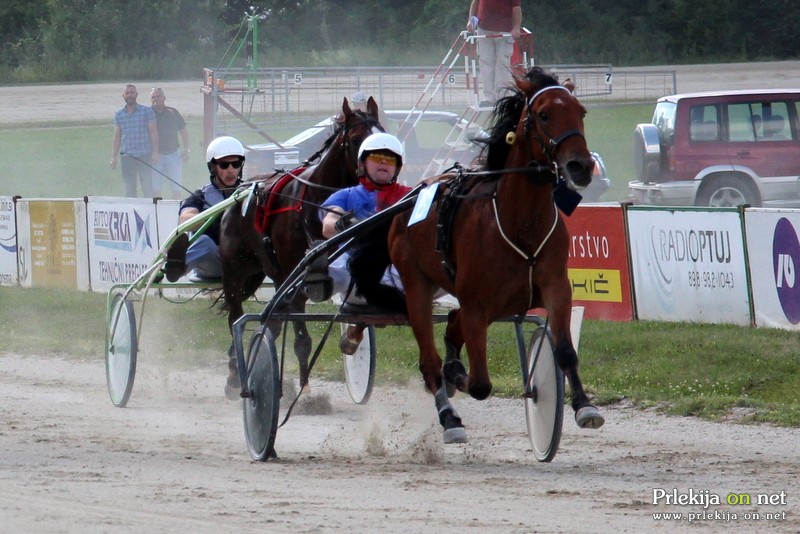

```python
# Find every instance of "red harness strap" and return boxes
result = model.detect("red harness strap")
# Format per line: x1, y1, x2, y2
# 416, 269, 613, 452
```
254, 167, 308, 234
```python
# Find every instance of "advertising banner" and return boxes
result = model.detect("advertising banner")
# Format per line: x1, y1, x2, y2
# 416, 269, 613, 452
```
16, 199, 89, 290
87, 197, 159, 292
156, 199, 181, 248
0, 196, 18, 286
563, 205, 634, 321
744, 209, 800, 330
627, 206, 751, 325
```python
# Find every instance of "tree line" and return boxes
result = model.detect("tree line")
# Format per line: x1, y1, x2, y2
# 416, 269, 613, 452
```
2, 0, 798, 83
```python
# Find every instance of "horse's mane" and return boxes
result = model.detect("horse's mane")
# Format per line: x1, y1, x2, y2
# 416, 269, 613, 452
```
474, 66, 562, 172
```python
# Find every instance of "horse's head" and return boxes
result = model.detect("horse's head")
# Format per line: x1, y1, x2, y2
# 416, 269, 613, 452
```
512, 68, 594, 190
339, 96, 385, 174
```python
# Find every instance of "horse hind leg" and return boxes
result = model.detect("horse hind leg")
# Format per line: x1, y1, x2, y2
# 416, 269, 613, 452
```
442, 309, 468, 397
292, 318, 312, 392
554, 336, 605, 429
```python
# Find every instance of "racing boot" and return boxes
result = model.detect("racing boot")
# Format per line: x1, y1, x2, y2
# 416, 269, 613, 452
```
164, 233, 189, 282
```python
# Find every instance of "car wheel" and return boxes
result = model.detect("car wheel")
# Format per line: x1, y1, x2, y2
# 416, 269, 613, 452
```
696, 175, 759, 207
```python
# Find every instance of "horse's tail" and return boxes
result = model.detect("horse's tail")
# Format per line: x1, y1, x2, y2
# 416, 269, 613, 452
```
347, 216, 407, 314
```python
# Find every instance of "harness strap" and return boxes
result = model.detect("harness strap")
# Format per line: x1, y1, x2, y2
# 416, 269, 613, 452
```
255, 168, 308, 235
492, 195, 559, 309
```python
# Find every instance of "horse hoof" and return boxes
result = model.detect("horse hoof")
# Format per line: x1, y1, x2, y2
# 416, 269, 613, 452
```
443, 426, 468, 444
575, 405, 605, 429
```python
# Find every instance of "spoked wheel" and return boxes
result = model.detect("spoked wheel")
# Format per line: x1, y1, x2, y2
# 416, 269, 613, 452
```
243, 330, 280, 461
105, 293, 137, 407
523, 325, 564, 462
341, 324, 377, 405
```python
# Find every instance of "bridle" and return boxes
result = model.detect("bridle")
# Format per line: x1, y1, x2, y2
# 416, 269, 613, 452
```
523, 85, 586, 174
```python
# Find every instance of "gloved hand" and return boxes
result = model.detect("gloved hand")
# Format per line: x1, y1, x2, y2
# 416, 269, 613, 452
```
334, 211, 359, 233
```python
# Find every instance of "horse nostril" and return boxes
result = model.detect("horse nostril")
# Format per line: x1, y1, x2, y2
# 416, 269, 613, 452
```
566, 158, 593, 184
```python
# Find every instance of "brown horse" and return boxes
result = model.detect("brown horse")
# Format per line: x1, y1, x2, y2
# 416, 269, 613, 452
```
387, 67, 604, 443
218, 97, 384, 395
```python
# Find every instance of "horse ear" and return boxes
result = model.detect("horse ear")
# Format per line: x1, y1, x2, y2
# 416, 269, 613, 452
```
342, 97, 353, 116
563, 78, 576, 94
515, 76, 533, 94
367, 96, 379, 117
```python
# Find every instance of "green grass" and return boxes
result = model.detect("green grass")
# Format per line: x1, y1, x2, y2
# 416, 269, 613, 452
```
2, 286, 798, 427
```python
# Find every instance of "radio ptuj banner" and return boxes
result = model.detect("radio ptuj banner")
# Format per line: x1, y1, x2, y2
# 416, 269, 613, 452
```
15, 199, 89, 290
627, 206, 751, 325
87, 197, 158, 292
744, 209, 800, 330
0, 196, 19, 286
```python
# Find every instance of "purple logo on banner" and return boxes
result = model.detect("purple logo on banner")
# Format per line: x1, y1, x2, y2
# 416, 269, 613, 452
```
772, 217, 800, 324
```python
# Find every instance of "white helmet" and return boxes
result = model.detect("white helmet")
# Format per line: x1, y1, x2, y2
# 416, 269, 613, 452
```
358, 132, 404, 165
206, 136, 245, 163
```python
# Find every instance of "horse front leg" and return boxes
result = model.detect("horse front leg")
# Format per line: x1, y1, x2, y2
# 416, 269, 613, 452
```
406, 282, 467, 444
547, 291, 605, 429
223, 278, 246, 401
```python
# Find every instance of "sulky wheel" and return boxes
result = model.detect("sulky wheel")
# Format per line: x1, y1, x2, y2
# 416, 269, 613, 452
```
523, 325, 564, 462
105, 293, 138, 407
243, 330, 280, 461
342, 324, 377, 405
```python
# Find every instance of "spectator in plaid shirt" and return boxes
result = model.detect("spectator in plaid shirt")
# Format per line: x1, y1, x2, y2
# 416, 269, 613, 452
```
110, 84, 159, 197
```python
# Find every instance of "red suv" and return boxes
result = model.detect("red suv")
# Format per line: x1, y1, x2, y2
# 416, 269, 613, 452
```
629, 89, 800, 207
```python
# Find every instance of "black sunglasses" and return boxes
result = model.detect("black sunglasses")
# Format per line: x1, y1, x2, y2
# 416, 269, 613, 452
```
216, 160, 243, 169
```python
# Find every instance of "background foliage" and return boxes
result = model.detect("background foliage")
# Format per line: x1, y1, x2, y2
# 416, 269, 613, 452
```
2, 0, 799, 82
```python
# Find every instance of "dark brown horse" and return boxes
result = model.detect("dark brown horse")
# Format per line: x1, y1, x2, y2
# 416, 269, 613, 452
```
387, 67, 604, 443
218, 97, 384, 394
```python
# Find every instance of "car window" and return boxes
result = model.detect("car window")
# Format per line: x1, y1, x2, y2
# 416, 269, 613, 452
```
728, 103, 759, 142
758, 102, 792, 141
689, 104, 720, 142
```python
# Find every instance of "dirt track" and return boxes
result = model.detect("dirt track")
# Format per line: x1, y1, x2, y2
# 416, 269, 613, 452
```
2, 62, 800, 532
1, 353, 798, 533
